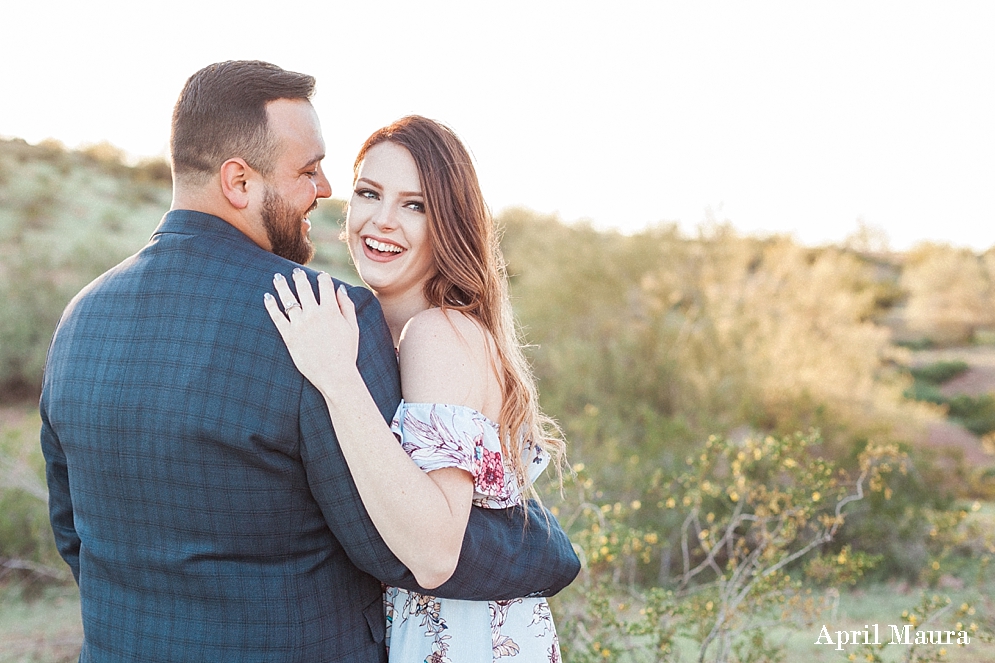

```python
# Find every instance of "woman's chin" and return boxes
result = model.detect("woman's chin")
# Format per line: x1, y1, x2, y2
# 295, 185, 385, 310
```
354, 266, 396, 294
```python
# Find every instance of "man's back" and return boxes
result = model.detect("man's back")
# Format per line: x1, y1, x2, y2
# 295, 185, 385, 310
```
41, 210, 402, 661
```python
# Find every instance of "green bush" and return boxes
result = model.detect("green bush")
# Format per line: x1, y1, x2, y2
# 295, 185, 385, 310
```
505, 209, 949, 578
551, 431, 907, 662
910, 360, 970, 385
0, 139, 170, 397
904, 381, 947, 405
904, 361, 995, 436
0, 410, 67, 583
0, 138, 354, 397
835, 446, 958, 580
947, 394, 995, 437
897, 338, 936, 351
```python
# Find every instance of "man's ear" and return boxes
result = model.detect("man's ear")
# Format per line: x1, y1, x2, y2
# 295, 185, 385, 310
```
220, 158, 253, 209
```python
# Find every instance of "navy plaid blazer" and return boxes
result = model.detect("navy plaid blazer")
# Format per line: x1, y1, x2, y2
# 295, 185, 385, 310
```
41, 210, 580, 663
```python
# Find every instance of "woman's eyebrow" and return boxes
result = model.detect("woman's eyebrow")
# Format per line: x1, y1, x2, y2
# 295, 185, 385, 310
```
356, 177, 423, 198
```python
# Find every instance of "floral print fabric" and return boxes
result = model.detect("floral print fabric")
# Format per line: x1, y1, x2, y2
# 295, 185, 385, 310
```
385, 401, 560, 662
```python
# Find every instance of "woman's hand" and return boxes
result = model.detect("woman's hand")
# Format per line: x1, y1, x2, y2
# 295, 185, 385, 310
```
264, 269, 360, 390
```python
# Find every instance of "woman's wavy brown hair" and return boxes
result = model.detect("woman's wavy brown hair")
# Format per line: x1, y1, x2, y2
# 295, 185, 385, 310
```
353, 116, 565, 498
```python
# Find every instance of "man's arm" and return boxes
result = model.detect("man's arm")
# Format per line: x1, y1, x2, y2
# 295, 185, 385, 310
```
39, 390, 81, 584
296, 279, 417, 588
439, 500, 580, 600
299, 280, 580, 599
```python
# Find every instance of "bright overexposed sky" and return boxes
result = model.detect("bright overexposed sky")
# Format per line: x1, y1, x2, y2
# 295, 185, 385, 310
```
2, 1, 993, 250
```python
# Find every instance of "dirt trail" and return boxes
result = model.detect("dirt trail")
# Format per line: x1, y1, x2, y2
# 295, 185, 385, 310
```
912, 346, 995, 398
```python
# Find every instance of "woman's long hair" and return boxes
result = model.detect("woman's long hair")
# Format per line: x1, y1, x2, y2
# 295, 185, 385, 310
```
353, 116, 565, 498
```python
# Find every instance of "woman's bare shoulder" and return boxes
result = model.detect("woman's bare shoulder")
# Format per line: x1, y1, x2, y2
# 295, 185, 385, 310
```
397, 309, 497, 410
402, 308, 489, 349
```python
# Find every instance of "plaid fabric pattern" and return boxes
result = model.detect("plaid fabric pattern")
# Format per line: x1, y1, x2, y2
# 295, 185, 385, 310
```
41, 211, 579, 663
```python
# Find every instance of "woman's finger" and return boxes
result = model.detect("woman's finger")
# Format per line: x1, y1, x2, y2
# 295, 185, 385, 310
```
336, 284, 358, 330
292, 268, 319, 310
272, 273, 300, 315
317, 272, 336, 309
263, 292, 291, 334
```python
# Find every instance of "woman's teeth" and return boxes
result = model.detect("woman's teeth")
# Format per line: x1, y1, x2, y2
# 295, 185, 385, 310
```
366, 238, 403, 253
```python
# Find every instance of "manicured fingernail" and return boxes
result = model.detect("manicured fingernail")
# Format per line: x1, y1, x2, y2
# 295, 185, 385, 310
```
264, 292, 274, 301
293, 268, 304, 276
274, 273, 285, 282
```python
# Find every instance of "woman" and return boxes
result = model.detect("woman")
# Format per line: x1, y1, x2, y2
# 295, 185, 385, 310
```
264, 116, 566, 661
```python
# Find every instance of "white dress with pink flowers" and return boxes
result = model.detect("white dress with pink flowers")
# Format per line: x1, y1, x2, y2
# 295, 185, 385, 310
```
384, 401, 561, 663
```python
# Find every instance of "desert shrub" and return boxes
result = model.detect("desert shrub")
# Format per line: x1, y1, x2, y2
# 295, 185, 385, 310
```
0, 410, 67, 587
905, 381, 946, 405
0, 137, 365, 399
509, 209, 930, 429
901, 244, 994, 346
946, 394, 995, 437
131, 157, 172, 185
852, 593, 992, 663
0, 139, 173, 397
551, 431, 906, 662
502, 209, 970, 591
837, 462, 957, 580
0, 221, 155, 397
910, 360, 970, 385
904, 360, 995, 436
897, 338, 936, 351
503, 209, 936, 513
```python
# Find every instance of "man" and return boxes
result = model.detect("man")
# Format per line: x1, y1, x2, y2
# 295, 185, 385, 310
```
41, 61, 579, 663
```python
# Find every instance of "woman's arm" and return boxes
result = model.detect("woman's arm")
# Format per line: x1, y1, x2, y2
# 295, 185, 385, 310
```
265, 269, 480, 589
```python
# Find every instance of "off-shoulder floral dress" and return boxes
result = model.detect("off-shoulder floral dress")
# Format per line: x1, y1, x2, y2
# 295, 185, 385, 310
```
384, 401, 561, 663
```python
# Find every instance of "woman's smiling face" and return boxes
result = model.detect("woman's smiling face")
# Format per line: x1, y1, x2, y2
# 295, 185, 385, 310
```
346, 141, 436, 301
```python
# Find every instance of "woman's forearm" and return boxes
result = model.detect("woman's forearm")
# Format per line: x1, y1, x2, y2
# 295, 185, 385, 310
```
318, 367, 472, 589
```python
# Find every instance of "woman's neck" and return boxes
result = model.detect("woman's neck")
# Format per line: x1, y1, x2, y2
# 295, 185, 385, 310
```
377, 289, 432, 347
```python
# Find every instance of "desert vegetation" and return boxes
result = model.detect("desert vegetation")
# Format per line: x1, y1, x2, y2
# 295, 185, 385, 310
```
2, 137, 994, 661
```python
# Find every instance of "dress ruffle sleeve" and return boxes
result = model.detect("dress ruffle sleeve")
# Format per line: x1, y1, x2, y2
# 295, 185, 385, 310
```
390, 401, 549, 509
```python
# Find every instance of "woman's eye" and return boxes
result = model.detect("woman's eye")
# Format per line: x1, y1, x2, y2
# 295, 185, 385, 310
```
405, 201, 425, 213
354, 189, 379, 200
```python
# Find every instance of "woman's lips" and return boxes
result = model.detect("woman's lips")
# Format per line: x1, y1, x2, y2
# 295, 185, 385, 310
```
361, 236, 405, 263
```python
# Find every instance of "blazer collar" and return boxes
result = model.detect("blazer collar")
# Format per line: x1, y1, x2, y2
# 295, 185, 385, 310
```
152, 209, 257, 248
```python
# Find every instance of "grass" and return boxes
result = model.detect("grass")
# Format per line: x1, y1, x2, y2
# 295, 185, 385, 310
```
654, 574, 995, 662
4, 580, 991, 663
773, 501, 995, 662
776, 584, 995, 662
0, 404, 81, 662
0, 583, 81, 663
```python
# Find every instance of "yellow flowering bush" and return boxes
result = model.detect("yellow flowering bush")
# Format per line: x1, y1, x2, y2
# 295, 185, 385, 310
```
552, 431, 908, 662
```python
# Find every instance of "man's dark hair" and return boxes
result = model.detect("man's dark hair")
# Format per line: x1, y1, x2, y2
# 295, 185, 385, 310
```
170, 60, 315, 183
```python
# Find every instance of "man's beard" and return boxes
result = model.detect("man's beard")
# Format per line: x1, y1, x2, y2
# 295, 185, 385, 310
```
262, 187, 316, 265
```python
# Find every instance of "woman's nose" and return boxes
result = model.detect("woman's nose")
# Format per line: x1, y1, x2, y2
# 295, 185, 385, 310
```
372, 202, 398, 231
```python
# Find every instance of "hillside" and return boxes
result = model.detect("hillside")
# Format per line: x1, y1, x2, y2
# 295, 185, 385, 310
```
0, 137, 353, 396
